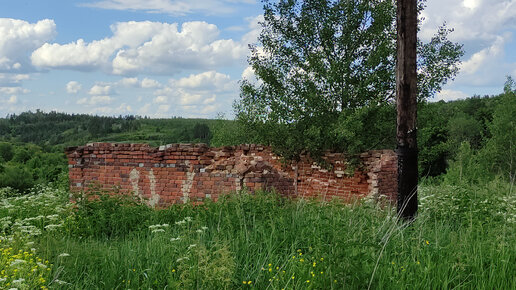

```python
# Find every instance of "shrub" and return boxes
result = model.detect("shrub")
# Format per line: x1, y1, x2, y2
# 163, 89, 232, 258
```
69, 189, 152, 239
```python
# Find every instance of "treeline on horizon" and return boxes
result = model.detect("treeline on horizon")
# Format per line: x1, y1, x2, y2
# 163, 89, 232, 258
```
0, 90, 515, 193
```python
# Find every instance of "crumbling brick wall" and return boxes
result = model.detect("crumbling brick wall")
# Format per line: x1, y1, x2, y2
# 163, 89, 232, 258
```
66, 143, 397, 207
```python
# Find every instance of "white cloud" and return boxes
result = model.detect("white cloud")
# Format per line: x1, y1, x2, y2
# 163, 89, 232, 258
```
420, 0, 516, 43
0, 74, 30, 86
460, 35, 506, 75
173, 71, 234, 91
118, 77, 139, 87
0, 18, 56, 72
89, 84, 113, 95
418, 0, 516, 95
201, 104, 217, 114
153, 95, 168, 103
31, 20, 248, 76
241, 65, 263, 85
117, 103, 132, 113
66, 81, 82, 93
241, 15, 263, 46
141, 78, 161, 88
0, 87, 30, 95
158, 104, 170, 113
177, 91, 203, 105
7, 95, 18, 104
146, 70, 238, 117
435, 89, 469, 102
81, 0, 256, 16
203, 96, 216, 104
32, 21, 164, 71
111, 21, 247, 75
139, 103, 151, 114
77, 95, 113, 105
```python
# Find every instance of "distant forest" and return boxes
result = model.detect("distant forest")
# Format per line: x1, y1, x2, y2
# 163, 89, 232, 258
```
0, 91, 513, 193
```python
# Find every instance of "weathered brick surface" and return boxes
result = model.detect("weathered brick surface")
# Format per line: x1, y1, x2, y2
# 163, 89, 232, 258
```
66, 143, 397, 207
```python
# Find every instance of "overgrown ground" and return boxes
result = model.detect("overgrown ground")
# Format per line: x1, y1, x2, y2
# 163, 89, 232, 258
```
0, 176, 514, 289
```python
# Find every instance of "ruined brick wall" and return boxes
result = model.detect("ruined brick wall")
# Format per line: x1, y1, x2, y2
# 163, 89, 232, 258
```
66, 143, 397, 207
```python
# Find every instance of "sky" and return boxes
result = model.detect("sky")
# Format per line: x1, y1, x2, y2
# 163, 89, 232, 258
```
0, 0, 515, 118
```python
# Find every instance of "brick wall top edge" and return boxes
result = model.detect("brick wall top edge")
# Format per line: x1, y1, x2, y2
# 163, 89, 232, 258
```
65, 142, 395, 158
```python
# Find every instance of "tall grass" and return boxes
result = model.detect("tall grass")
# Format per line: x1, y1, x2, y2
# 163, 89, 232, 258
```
0, 180, 514, 289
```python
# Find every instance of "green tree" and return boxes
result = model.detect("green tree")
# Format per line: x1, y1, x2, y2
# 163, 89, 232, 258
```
0, 165, 34, 192
0, 142, 14, 162
481, 78, 516, 181
236, 0, 463, 159
192, 123, 212, 144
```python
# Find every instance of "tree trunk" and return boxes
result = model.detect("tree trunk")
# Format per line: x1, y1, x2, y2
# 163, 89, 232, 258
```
396, 0, 418, 220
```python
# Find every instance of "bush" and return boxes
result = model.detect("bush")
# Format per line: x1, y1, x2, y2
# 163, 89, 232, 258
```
69, 189, 153, 239
0, 165, 34, 193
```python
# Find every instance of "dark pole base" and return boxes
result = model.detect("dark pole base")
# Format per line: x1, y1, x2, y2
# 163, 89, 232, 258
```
396, 145, 418, 221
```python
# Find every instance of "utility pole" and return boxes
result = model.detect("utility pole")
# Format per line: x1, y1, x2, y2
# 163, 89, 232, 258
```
396, 0, 418, 220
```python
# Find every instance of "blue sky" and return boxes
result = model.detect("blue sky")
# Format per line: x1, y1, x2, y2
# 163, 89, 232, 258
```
0, 0, 515, 118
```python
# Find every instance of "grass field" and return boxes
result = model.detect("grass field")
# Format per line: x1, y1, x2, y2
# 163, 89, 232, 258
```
0, 179, 514, 289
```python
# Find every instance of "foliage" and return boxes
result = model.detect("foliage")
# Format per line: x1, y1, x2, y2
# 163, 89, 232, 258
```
192, 123, 212, 144
0, 235, 52, 290
69, 189, 153, 239
211, 114, 253, 147
481, 87, 516, 181
235, 0, 463, 160
0, 142, 14, 162
0, 184, 514, 289
0, 143, 67, 193
0, 110, 218, 147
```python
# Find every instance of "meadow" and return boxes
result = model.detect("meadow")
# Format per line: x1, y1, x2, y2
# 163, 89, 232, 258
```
0, 175, 514, 289
0, 90, 514, 289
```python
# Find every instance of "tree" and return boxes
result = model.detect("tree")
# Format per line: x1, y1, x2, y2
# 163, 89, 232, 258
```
236, 0, 463, 160
0, 142, 14, 162
192, 123, 212, 144
482, 77, 516, 182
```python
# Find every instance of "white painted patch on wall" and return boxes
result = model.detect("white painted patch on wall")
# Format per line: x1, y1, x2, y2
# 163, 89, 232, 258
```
148, 169, 160, 208
129, 168, 142, 200
181, 172, 195, 203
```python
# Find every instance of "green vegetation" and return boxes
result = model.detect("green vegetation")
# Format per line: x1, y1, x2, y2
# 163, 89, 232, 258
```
0, 142, 67, 193
0, 168, 514, 289
0, 86, 513, 192
0, 112, 216, 193
0, 71, 514, 288
0, 110, 216, 148
235, 0, 463, 160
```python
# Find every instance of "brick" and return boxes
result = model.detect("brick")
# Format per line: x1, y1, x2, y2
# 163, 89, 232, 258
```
66, 144, 397, 206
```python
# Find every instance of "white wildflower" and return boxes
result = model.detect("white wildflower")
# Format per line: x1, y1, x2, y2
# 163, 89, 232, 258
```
187, 244, 197, 250
151, 229, 165, 233
176, 257, 189, 262
170, 237, 181, 242
58, 253, 70, 258
44, 223, 63, 231
46, 214, 59, 220
10, 259, 27, 266
54, 279, 71, 285
13, 278, 25, 284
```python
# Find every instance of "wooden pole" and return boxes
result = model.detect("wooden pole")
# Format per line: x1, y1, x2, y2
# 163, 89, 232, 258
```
396, 0, 418, 220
